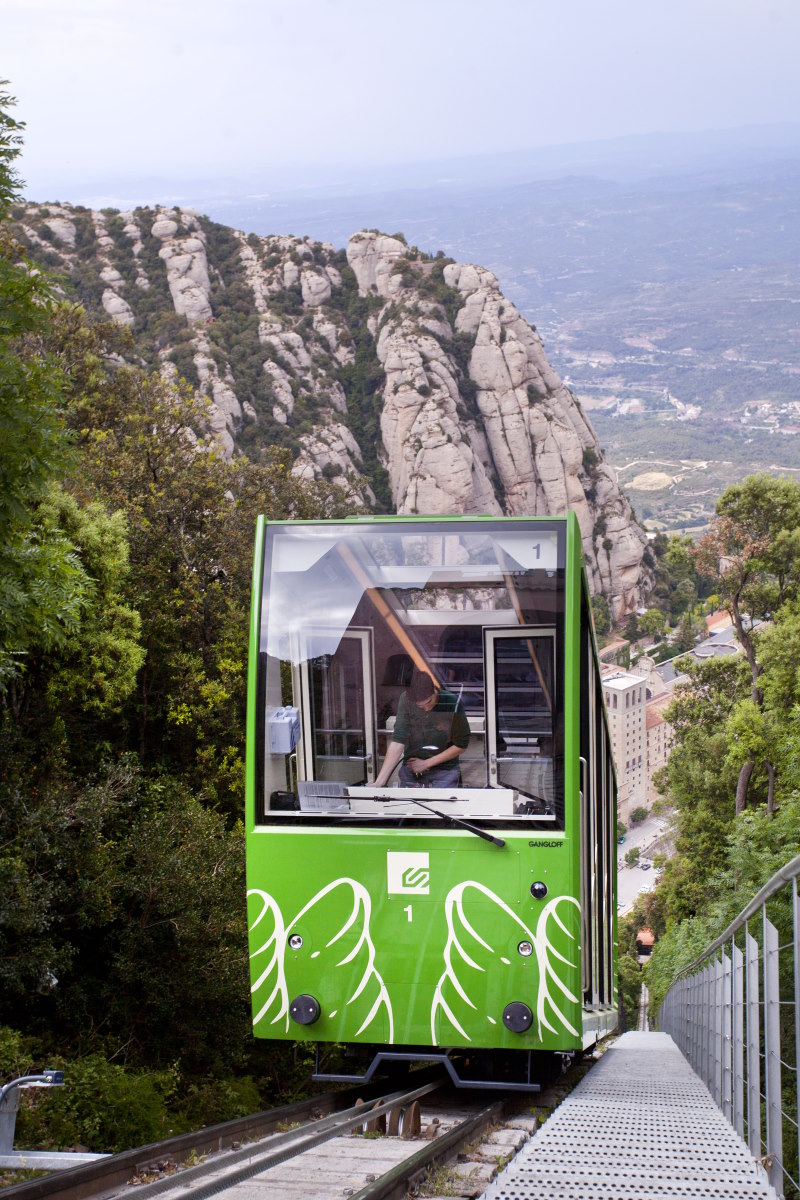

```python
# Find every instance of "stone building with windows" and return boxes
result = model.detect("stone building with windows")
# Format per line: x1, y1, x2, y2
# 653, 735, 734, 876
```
646, 697, 674, 805
602, 668, 647, 824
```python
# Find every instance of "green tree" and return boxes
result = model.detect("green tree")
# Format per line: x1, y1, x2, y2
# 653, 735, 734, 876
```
31, 306, 353, 806
5, 488, 144, 736
694, 474, 800, 810
724, 601, 800, 815
654, 654, 747, 920
664, 534, 694, 578
108, 783, 249, 1074
640, 608, 666, 640
0, 85, 83, 690
591, 593, 611, 636
0, 752, 251, 1076
624, 613, 640, 642
671, 610, 700, 654
0, 751, 138, 1006
618, 955, 642, 1029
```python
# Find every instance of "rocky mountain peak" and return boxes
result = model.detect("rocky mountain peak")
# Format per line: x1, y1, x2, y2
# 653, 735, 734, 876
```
14, 204, 650, 615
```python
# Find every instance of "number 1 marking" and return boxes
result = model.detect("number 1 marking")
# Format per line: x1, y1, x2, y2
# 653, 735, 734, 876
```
404, 904, 413, 922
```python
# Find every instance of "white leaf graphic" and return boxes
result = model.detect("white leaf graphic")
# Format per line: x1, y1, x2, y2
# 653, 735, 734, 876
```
431, 881, 580, 1044
248, 888, 289, 1031
534, 895, 581, 1038
248, 878, 394, 1042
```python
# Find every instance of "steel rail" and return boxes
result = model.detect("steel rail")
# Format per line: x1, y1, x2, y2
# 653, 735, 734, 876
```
351, 1095, 510, 1200
0, 1073, 437, 1200
104, 1079, 445, 1200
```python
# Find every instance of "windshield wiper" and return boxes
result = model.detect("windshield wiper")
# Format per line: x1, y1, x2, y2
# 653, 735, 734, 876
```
383, 795, 505, 848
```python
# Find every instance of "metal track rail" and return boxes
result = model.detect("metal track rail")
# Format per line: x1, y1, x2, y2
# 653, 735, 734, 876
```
352, 1095, 510, 1200
1, 1073, 439, 1200
107, 1080, 445, 1200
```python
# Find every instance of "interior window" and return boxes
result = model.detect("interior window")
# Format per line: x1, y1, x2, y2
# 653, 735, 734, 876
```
304, 630, 375, 785
486, 629, 556, 816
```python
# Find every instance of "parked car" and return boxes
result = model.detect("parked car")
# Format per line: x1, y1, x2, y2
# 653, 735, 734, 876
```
618, 835, 626, 844
641, 862, 652, 871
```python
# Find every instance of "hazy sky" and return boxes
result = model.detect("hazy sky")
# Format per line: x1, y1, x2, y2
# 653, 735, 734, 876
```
5, 0, 800, 198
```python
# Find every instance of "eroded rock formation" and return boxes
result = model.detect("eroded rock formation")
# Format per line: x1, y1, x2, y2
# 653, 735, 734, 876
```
15, 205, 650, 614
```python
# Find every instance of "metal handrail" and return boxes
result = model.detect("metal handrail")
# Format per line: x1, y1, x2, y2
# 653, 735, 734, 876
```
658, 855, 800, 1198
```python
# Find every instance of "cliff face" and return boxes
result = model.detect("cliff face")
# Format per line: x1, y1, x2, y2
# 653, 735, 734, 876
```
15, 204, 650, 615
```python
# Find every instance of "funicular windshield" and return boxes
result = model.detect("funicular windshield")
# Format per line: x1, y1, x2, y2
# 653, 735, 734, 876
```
255, 519, 566, 828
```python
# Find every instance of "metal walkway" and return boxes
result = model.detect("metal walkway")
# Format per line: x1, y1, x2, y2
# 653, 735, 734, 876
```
482, 1032, 779, 1199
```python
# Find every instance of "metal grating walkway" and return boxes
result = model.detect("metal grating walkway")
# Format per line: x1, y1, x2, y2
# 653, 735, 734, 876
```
482, 1032, 779, 1200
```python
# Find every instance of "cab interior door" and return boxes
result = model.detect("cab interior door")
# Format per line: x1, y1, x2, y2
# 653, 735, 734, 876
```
485, 627, 556, 808
298, 629, 376, 785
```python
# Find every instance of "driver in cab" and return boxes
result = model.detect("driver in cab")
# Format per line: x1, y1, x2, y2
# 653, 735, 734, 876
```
374, 671, 470, 788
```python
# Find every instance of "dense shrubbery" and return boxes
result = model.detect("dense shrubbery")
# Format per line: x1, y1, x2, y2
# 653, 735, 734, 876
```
645, 796, 800, 1015
2, 1026, 265, 1153
617, 934, 643, 1028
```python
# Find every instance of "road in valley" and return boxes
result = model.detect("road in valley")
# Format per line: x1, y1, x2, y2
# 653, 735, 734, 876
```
617, 813, 672, 916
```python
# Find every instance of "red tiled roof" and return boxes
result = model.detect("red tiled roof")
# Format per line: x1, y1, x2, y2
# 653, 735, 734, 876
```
706, 610, 733, 633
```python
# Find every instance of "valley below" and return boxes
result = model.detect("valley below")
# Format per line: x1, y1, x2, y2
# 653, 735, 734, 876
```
189, 152, 800, 531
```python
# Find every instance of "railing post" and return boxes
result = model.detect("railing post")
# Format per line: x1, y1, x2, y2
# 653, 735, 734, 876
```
691, 968, 700, 1073
731, 940, 744, 1138
699, 964, 707, 1086
681, 976, 688, 1056
745, 927, 761, 1159
705, 961, 714, 1091
794, 878, 800, 1172
0, 1090, 20, 1154
763, 913, 783, 1194
721, 947, 732, 1122
712, 953, 723, 1106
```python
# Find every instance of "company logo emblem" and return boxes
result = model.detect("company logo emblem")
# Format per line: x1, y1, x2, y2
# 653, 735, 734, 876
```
387, 851, 430, 895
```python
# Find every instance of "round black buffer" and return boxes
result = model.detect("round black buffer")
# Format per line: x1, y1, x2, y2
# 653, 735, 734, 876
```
290, 994, 321, 1025
502, 1002, 533, 1033
530, 880, 548, 900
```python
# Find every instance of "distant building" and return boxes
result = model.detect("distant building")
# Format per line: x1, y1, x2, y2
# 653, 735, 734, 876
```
636, 927, 655, 961
639, 654, 683, 808
602, 667, 647, 823
601, 654, 686, 821
610, 617, 761, 818
646, 698, 673, 805
705, 610, 733, 636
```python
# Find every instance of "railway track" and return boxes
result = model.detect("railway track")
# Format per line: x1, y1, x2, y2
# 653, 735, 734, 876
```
2, 1072, 539, 1200
2, 1076, 418, 1200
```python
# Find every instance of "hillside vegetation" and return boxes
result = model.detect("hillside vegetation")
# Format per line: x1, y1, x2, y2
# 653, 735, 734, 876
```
0, 87, 356, 1158
619, 475, 800, 1018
